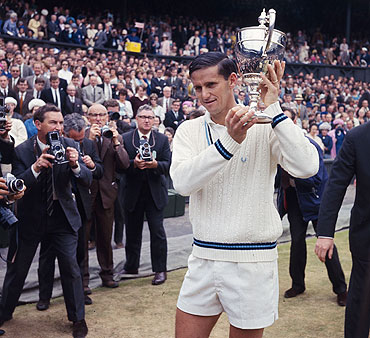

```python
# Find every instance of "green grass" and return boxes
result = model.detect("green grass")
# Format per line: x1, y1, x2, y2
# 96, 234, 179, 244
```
3, 231, 351, 338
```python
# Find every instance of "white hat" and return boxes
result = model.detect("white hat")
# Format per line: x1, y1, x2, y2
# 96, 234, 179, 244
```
28, 98, 45, 111
319, 122, 331, 131
41, 9, 48, 16
5, 97, 17, 107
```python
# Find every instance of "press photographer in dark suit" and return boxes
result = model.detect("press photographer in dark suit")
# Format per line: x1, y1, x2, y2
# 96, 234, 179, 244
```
119, 104, 171, 285
37, 113, 103, 309
0, 104, 92, 338
0, 119, 25, 337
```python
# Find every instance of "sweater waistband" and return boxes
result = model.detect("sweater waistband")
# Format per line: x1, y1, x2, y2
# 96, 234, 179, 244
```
193, 238, 277, 250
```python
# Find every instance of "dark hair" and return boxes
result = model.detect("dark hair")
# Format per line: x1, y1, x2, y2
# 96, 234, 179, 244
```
164, 127, 175, 136
189, 52, 238, 80
72, 74, 79, 80
35, 77, 46, 84
119, 88, 128, 97
64, 113, 85, 133
189, 109, 205, 119
18, 77, 27, 85
283, 107, 296, 120
50, 75, 59, 82
308, 123, 318, 132
104, 99, 119, 109
34, 104, 61, 122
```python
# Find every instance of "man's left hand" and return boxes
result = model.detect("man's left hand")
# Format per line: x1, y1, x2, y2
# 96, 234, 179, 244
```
66, 147, 79, 167
144, 159, 158, 169
7, 186, 26, 201
258, 60, 285, 107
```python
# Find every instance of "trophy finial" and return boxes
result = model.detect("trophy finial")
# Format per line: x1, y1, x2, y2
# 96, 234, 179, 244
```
258, 8, 267, 26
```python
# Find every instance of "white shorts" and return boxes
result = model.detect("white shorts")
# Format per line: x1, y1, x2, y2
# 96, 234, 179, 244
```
177, 254, 279, 329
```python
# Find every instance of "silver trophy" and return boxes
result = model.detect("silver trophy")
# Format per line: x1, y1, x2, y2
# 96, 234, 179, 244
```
235, 9, 286, 123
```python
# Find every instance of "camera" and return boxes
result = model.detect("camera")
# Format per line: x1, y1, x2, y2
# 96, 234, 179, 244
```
101, 124, 113, 138
0, 97, 10, 132
138, 139, 152, 161
47, 131, 66, 164
109, 111, 120, 121
4, 173, 24, 194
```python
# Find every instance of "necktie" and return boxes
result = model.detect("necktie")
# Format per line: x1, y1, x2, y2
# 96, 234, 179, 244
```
174, 111, 178, 119
93, 87, 96, 102
41, 167, 54, 216
166, 99, 169, 113
54, 89, 59, 108
19, 93, 24, 115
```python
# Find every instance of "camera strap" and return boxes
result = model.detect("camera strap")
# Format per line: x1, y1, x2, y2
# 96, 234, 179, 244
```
131, 128, 156, 150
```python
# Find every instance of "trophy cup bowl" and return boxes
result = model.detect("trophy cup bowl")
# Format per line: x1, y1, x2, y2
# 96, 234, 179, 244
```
235, 9, 286, 123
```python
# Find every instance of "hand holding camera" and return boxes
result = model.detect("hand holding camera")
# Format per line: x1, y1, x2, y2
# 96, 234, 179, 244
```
0, 178, 9, 199
33, 147, 54, 173
0, 120, 12, 140
134, 153, 158, 170
66, 147, 79, 168
89, 124, 101, 140
0, 175, 25, 201
82, 155, 95, 169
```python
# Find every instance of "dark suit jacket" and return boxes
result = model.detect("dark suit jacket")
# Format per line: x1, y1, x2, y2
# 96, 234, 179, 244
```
317, 122, 370, 260
12, 136, 92, 236
151, 77, 166, 96
0, 88, 17, 100
164, 110, 185, 131
74, 137, 103, 221
64, 96, 83, 115
40, 88, 67, 114
86, 130, 129, 209
59, 78, 68, 92
98, 83, 116, 98
122, 130, 171, 212
15, 91, 33, 116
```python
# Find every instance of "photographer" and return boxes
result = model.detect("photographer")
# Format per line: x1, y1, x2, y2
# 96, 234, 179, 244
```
0, 104, 92, 338
37, 113, 103, 309
84, 103, 129, 292
118, 104, 171, 286
0, 118, 25, 337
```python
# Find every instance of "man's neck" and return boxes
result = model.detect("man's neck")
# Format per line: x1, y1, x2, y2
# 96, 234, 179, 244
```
210, 100, 236, 126
37, 135, 47, 145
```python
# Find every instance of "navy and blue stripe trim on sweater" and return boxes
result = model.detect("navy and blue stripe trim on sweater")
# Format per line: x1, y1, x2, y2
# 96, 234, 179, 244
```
215, 139, 233, 160
193, 238, 277, 250
271, 113, 288, 128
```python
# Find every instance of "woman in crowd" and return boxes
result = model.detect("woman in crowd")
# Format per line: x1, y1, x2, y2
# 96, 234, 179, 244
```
149, 93, 165, 122
129, 85, 149, 117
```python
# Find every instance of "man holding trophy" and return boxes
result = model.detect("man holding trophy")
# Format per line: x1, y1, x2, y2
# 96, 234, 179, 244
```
171, 9, 319, 338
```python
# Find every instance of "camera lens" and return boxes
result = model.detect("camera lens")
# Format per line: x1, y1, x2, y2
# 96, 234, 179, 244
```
9, 178, 24, 193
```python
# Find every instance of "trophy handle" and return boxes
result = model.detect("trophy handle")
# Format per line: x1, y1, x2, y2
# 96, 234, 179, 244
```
263, 9, 276, 57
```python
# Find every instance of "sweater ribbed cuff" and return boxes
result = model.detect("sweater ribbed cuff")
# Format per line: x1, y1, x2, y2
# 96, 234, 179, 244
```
263, 101, 283, 119
215, 132, 241, 160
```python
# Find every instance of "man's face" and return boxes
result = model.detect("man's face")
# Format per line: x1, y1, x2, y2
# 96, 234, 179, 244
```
156, 70, 163, 78
35, 82, 45, 91
68, 129, 85, 142
90, 77, 97, 87
191, 65, 235, 118
362, 100, 368, 108
33, 64, 41, 75
36, 111, 64, 140
51, 79, 60, 89
17, 81, 28, 92
107, 105, 119, 113
238, 92, 246, 101
87, 106, 108, 127
0, 76, 8, 89
50, 66, 58, 76
72, 78, 79, 87
163, 87, 171, 98
104, 74, 110, 84
11, 67, 20, 78
136, 109, 155, 134
15, 54, 22, 65
172, 101, 180, 112
171, 69, 177, 77
67, 87, 76, 96
61, 61, 68, 70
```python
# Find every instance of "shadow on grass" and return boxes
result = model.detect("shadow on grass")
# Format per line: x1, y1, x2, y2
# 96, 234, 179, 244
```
3, 231, 350, 338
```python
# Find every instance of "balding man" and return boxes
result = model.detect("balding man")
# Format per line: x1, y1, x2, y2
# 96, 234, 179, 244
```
157, 86, 174, 113
84, 104, 129, 292
26, 62, 50, 89
65, 84, 83, 115
98, 73, 116, 101
82, 76, 105, 107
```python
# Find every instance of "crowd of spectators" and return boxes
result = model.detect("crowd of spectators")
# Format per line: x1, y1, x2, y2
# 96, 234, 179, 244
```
0, 36, 368, 163
0, 3, 370, 66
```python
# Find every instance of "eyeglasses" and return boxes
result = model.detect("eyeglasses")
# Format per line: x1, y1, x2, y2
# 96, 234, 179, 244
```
88, 113, 107, 118
137, 115, 155, 120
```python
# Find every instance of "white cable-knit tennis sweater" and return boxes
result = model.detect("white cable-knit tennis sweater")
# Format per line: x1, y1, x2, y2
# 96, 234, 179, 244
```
170, 102, 319, 263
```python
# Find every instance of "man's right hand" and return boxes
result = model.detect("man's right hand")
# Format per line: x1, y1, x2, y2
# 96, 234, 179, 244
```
225, 105, 257, 144
0, 178, 9, 199
32, 147, 54, 173
134, 153, 146, 170
89, 124, 101, 140
315, 237, 334, 263
0, 120, 12, 140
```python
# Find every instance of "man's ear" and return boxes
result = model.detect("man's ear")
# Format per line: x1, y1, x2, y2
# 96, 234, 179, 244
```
228, 72, 238, 88
34, 119, 42, 131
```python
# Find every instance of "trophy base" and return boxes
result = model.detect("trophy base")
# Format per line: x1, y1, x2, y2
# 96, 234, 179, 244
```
254, 112, 272, 124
